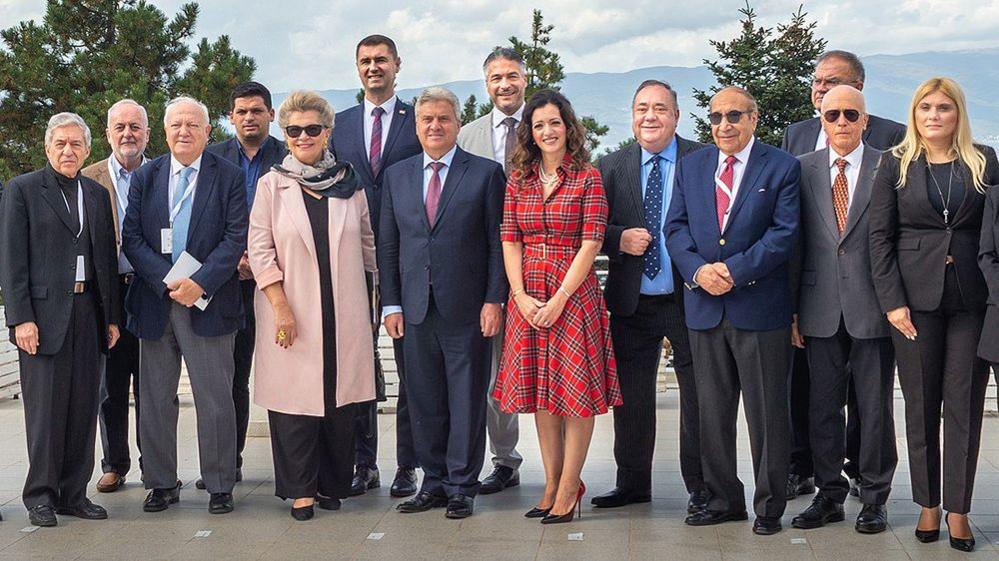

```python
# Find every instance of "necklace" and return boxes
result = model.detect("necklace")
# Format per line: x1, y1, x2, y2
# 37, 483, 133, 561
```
927, 161, 955, 224
538, 165, 560, 193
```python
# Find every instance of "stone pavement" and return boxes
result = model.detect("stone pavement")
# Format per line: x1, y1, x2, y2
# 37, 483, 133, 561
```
1, 390, 999, 560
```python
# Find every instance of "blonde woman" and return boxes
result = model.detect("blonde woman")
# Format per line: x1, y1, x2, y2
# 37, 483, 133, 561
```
869, 77, 999, 552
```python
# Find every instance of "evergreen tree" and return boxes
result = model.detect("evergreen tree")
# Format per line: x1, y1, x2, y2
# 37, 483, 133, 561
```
461, 94, 479, 124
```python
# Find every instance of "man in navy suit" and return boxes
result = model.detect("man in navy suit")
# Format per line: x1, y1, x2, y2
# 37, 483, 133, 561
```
379, 87, 506, 519
665, 86, 800, 535
330, 34, 423, 498
122, 96, 248, 516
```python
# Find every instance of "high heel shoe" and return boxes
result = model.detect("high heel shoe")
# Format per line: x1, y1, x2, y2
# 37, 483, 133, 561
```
524, 506, 551, 518
914, 507, 940, 543
541, 481, 586, 524
945, 512, 976, 552
290, 503, 314, 521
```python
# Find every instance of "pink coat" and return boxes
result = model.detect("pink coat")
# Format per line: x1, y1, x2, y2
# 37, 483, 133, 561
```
248, 170, 377, 416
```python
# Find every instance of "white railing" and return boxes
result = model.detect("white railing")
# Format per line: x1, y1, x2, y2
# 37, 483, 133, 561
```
0, 307, 21, 399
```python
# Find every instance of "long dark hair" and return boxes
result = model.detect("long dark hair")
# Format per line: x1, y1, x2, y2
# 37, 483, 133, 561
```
510, 89, 590, 179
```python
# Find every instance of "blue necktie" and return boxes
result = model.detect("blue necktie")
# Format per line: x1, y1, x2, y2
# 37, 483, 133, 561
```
171, 166, 195, 263
643, 155, 663, 279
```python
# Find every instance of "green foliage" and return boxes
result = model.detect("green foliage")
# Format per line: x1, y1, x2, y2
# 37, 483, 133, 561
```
601, 136, 637, 157
356, 89, 365, 105
460, 94, 492, 124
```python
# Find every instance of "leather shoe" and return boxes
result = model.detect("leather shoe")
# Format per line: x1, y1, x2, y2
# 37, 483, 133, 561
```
591, 487, 652, 508
479, 466, 519, 495
753, 516, 783, 535
684, 509, 748, 526
96, 472, 125, 493
445, 494, 474, 519
55, 499, 108, 520
792, 494, 845, 529
196, 469, 241, 491
208, 493, 234, 514
290, 504, 314, 521
143, 481, 182, 512
855, 503, 888, 534
785, 474, 816, 500
396, 490, 448, 513
27, 505, 57, 527
389, 467, 417, 497
350, 466, 381, 496
315, 495, 341, 511
687, 486, 711, 514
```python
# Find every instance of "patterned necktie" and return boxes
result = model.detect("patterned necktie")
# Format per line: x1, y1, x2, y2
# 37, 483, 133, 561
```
643, 155, 663, 279
171, 166, 195, 263
425, 162, 445, 226
369, 106, 385, 177
716, 155, 737, 230
502, 117, 518, 175
832, 158, 850, 234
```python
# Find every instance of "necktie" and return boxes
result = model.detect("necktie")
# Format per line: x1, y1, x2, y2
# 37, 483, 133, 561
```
643, 155, 663, 279
425, 161, 445, 227
832, 158, 850, 234
171, 166, 195, 263
369, 106, 385, 177
716, 155, 737, 230
502, 117, 518, 174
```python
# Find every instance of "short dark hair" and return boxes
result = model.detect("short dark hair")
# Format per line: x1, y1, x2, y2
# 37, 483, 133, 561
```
229, 81, 272, 111
482, 47, 525, 74
356, 34, 398, 59
632, 79, 678, 107
817, 50, 866, 83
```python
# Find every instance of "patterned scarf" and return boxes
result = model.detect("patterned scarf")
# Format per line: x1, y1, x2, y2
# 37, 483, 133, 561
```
272, 150, 361, 199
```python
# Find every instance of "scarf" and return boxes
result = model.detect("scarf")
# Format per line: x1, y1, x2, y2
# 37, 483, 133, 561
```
272, 150, 362, 199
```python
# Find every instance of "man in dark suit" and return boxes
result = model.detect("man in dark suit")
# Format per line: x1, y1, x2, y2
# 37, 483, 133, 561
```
593, 80, 708, 513
665, 86, 800, 535
780, 49, 905, 500
379, 87, 506, 519
330, 34, 423, 498
200, 81, 288, 490
0, 113, 120, 527
789, 86, 896, 534
122, 96, 247, 515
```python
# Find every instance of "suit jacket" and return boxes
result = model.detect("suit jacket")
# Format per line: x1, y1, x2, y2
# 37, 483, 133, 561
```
664, 140, 801, 331
598, 136, 707, 317
330, 100, 422, 240
378, 147, 507, 325
121, 151, 248, 339
869, 145, 999, 314
456, 112, 497, 161
0, 168, 119, 355
978, 184, 999, 362
206, 135, 288, 185
781, 114, 905, 156
81, 158, 121, 245
792, 146, 889, 339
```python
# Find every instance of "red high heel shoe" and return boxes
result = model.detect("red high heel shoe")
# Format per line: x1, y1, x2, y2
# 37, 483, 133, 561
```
541, 481, 586, 524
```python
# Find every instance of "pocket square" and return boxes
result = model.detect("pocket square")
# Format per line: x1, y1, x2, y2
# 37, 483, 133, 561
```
757, 188, 767, 192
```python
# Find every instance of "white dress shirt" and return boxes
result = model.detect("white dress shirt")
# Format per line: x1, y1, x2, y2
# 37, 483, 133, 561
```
715, 136, 755, 231
108, 155, 148, 273
363, 95, 398, 162
490, 105, 524, 164
828, 142, 864, 206
814, 127, 828, 151
168, 154, 202, 214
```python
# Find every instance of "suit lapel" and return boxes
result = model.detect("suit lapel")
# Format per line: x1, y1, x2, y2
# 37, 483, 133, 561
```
40, 173, 80, 235
328, 194, 347, 272
188, 154, 217, 239
725, 142, 768, 232
432, 149, 469, 230
279, 181, 317, 260
379, 103, 410, 180
623, 144, 645, 227
803, 118, 822, 153
154, 159, 171, 229
906, 155, 943, 226
411, 158, 432, 233
97, 159, 120, 241
809, 149, 840, 240
841, 146, 878, 239
346, 106, 376, 183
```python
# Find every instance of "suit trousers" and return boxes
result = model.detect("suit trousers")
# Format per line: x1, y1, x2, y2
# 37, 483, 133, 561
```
139, 302, 238, 494
99, 275, 141, 476
610, 294, 700, 493
404, 298, 489, 497
354, 335, 417, 469
805, 320, 897, 504
691, 320, 790, 518
20, 292, 102, 509
232, 279, 256, 468
486, 326, 522, 470
894, 266, 988, 514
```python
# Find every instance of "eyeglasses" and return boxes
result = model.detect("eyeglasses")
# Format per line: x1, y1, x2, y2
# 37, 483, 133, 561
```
708, 110, 753, 126
284, 124, 326, 138
822, 109, 861, 123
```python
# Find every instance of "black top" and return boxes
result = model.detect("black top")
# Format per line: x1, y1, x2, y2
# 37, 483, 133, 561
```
926, 160, 967, 221
302, 189, 337, 407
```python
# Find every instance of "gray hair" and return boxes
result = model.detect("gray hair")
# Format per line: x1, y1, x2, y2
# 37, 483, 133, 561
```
414, 87, 461, 120
278, 90, 335, 129
45, 112, 92, 147
817, 50, 866, 84
711, 86, 759, 113
482, 47, 526, 75
107, 99, 149, 127
163, 96, 210, 126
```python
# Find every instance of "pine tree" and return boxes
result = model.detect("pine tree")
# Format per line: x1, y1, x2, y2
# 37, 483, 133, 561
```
461, 95, 479, 124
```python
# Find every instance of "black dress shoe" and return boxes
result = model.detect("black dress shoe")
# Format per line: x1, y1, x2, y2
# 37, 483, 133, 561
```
946, 513, 976, 552
55, 499, 108, 520
855, 503, 888, 534
350, 466, 381, 496
445, 494, 474, 519
196, 469, 242, 491
753, 516, 783, 535
396, 490, 448, 513
687, 487, 711, 514
785, 474, 816, 500
389, 467, 417, 498
143, 481, 182, 512
291, 504, 314, 521
590, 487, 652, 508
684, 509, 748, 526
791, 494, 844, 529
27, 505, 57, 527
315, 495, 341, 511
480, 466, 520, 495
208, 493, 234, 514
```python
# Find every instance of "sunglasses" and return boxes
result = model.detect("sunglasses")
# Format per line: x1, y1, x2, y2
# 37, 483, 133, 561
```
708, 110, 753, 125
823, 109, 861, 123
284, 124, 326, 138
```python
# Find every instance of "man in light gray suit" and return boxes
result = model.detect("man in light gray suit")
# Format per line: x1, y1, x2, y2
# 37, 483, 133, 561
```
455, 46, 525, 494
789, 85, 896, 534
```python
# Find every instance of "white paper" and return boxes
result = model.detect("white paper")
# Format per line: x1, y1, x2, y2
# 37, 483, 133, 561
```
194, 530, 212, 538
567, 533, 584, 541
790, 538, 807, 545
164, 251, 212, 311
366, 533, 385, 540
20, 526, 38, 533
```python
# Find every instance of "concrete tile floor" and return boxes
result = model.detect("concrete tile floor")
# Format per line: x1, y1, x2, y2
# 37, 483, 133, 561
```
0, 391, 998, 560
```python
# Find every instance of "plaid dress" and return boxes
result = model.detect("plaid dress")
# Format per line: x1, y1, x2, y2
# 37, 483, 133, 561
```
494, 157, 621, 417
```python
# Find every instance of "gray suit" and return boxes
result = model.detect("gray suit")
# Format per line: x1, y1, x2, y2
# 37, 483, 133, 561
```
456, 112, 522, 471
793, 145, 897, 505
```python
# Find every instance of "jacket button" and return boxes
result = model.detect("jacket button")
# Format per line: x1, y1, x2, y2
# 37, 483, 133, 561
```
838, 249, 846, 255
719, 239, 726, 246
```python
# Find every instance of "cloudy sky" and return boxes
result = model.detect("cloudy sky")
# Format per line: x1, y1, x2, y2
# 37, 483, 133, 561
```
4, 0, 999, 92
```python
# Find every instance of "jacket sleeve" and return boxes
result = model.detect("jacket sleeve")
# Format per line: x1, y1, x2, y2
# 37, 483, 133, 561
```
980, 190, 999, 301
484, 164, 509, 304
664, 158, 708, 286
868, 155, 907, 313
190, 168, 249, 296
122, 167, 173, 296
0, 178, 35, 326
377, 172, 402, 309
598, 156, 624, 262
98, 186, 121, 325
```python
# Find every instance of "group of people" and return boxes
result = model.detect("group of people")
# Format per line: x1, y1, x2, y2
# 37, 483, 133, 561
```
1, 34, 997, 554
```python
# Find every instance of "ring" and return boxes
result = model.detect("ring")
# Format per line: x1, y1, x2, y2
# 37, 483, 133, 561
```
277, 329, 287, 341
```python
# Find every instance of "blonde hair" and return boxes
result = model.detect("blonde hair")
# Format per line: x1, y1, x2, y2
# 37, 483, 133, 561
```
278, 90, 335, 129
892, 77, 988, 192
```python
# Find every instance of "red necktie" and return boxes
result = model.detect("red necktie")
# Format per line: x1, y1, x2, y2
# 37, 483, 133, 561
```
426, 162, 445, 226
716, 155, 737, 230
369, 106, 385, 176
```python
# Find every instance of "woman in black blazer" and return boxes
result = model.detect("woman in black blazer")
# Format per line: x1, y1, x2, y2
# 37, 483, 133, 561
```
869, 77, 999, 553
979, 177, 999, 417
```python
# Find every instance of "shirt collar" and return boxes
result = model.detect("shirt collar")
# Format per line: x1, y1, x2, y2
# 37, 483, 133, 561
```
828, 141, 865, 169
423, 145, 458, 169
364, 95, 398, 117
170, 154, 203, 177
492, 104, 525, 129
718, 136, 755, 167
236, 136, 270, 161
109, 154, 147, 179
641, 137, 678, 166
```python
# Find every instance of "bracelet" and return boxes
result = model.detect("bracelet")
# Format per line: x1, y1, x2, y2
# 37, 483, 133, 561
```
558, 287, 571, 299
512, 288, 525, 297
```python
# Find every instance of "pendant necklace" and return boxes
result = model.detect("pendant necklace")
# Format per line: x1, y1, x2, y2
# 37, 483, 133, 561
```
928, 160, 955, 224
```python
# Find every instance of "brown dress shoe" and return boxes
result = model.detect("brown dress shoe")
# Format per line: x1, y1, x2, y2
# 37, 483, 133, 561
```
96, 472, 125, 493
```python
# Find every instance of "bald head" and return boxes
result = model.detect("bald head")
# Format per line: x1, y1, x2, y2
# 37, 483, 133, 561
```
820, 85, 866, 113
820, 85, 868, 156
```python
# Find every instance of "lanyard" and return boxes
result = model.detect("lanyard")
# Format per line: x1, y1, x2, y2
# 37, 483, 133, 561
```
169, 170, 196, 226
59, 180, 84, 238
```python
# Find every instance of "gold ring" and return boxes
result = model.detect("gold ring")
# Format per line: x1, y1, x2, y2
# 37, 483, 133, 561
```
277, 329, 287, 341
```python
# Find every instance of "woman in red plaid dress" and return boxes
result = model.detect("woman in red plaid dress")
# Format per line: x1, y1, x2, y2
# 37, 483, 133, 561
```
494, 90, 621, 523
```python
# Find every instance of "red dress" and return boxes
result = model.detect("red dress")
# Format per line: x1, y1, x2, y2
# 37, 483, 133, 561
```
494, 157, 621, 417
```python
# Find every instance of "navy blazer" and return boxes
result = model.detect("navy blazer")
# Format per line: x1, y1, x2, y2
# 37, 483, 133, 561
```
206, 135, 288, 181
664, 140, 801, 331
377, 147, 507, 325
330, 100, 422, 240
781, 114, 905, 156
121, 151, 249, 339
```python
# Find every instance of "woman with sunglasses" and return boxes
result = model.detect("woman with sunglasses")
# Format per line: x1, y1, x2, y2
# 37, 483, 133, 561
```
248, 90, 378, 520
869, 77, 999, 552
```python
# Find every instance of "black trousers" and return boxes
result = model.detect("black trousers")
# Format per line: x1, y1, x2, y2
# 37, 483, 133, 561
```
20, 293, 102, 509
609, 294, 700, 494
232, 278, 256, 468
894, 267, 989, 514
691, 320, 791, 518
99, 275, 141, 475
269, 404, 356, 500
354, 335, 417, 470
805, 320, 897, 505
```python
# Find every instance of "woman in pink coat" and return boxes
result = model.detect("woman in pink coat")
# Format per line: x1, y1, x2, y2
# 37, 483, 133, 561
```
248, 90, 377, 521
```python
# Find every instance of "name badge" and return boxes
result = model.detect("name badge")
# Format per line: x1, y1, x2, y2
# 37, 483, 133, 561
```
161, 228, 173, 254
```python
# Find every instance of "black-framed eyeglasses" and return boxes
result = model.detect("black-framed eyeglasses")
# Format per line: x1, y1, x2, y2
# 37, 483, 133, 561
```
708, 110, 752, 126
822, 109, 861, 123
284, 124, 326, 138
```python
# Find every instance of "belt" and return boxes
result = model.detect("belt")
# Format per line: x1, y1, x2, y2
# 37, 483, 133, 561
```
946, 255, 955, 265
120, 273, 135, 285
73, 281, 88, 294
524, 243, 575, 260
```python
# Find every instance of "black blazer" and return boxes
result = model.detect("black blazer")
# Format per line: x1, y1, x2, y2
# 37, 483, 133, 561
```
598, 136, 707, 316
869, 145, 999, 314
781, 114, 905, 156
978, 185, 999, 362
206, 135, 288, 180
0, 168, 119, 355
